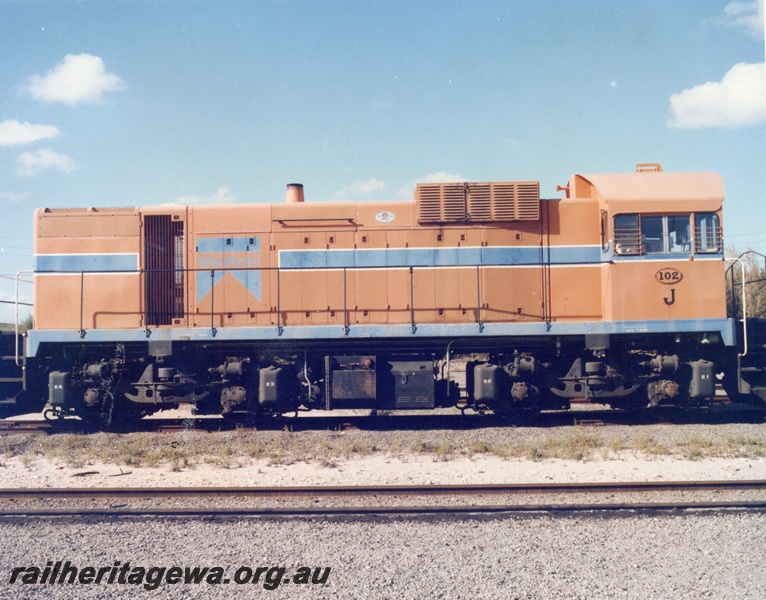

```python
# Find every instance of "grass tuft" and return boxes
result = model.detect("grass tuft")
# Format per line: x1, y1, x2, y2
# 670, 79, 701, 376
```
1, 423, 765, 473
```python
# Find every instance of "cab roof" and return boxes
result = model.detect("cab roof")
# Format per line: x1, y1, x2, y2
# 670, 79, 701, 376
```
568, 166, 724, 214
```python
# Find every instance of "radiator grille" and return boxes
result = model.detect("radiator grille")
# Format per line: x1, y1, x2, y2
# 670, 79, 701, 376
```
144, 215, 185, 326
416, 181, 539, 223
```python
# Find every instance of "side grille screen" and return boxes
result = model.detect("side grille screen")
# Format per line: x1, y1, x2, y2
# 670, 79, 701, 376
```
416, 181, 540, 223
144, 215, 185, 325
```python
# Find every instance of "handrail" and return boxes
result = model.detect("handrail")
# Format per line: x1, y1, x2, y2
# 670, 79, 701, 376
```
276, 267, 282, 335
34, 262, 554, 338
445, 339, 456, 399
276, 218, 355, 227
210, 269, 217, 336
475, 265, 483, 332
14, 270, 33, 366
739, 258, 747, 359
409, 266, 415, 333
342, 267, 348, 335
79, 272, 85, 338
724, 250, 766, 359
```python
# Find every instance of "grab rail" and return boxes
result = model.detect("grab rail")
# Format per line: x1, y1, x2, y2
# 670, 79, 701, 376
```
35, 262, 543, 339
14, 270, 34, 366
725, 250, 766, 360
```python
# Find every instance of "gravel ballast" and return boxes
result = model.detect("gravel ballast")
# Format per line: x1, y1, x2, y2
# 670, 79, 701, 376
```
2, 420, 765, 598
1, 512, 765, 599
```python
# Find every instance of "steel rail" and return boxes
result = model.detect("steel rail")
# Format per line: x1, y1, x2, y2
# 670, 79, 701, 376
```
0, 421, 55, 433
1, 501, 766, 518
1, 480, 765, 500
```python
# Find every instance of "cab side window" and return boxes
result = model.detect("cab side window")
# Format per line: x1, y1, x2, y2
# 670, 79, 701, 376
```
666, 215, 691, 254
613, 214, 692, 256
613, 214, 641, 255
694, 213, 721, 253
640, 216, 664, 253
641, 215, 690, 254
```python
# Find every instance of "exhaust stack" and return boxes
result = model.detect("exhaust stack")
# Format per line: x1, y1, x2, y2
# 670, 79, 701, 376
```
286, 183, 304, 203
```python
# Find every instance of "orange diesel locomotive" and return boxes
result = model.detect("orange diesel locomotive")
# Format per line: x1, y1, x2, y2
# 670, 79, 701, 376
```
4, 163, 763, 427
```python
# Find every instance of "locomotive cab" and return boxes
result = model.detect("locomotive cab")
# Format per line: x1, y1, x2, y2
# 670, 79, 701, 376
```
551, 163, 729, 409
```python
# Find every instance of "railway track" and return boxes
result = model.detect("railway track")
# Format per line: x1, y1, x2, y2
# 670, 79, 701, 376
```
1, 403, 764, 435
1, 481, 765, 518
3, 480, 766, 497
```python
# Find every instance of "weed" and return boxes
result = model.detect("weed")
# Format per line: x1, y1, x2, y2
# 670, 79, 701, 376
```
1, 423, 764, 473
432, 441, 456, 462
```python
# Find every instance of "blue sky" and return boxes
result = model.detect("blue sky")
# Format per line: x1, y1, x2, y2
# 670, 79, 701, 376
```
1, 0, 764, 321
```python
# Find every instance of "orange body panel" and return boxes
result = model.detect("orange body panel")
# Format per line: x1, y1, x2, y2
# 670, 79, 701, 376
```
33, 208, 143, 329
32, 168, 728, 335
605, 260, 726, 321
544, 198, 605, 322
548, 266, 604, 321
35, 274, 142, 330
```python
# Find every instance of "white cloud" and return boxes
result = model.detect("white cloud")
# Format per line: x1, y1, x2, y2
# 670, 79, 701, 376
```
415, 171, 467, 184
175, 185, 238, 205
720, 0, 764, 38
334, 178, 386, 199
0, 192, 31, 203
397, 171, 466, 199
24, 54, 126, 105
0, 119, 60, 146
668, 62, 766, 128
15, 149, 76, 178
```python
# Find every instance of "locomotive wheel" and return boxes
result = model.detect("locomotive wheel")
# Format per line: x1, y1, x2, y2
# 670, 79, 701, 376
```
493, 383, 542, 423
77, 394, 115, 430
493, 396, 541, 424
610, 386, 649, 412
494, 406, 541, 424
78, 396, 147, 431
221, 411, 258, 427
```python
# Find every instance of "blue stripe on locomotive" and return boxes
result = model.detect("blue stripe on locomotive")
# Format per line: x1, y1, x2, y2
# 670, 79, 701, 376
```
278, 245, 603, 269
34, 253, 139, 272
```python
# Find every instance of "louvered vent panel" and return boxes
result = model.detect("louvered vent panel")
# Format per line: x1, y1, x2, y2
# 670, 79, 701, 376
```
467, 183, 492, 220
441, 184, 467, 221
416, 183, 466, 223
491, 183, 518, 220
514, 182, 540, 220
415, 185, 443, 222
416, 180, 539, 223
